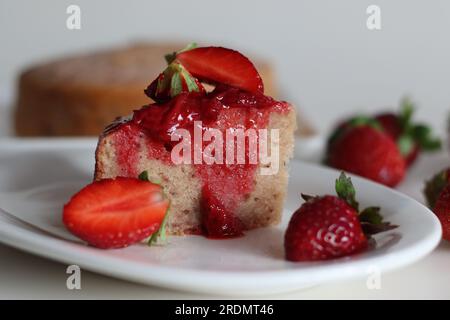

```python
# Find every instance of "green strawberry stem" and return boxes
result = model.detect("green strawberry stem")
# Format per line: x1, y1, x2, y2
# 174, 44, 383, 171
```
158, 62, 202, 98
398, 98, 441, 152
138, 170, 170, 246
360, 222, 398, 235
301, 193, 315, 202
149, 43, 204, 102
165, 42, 197, 64
424, 168, 450, 208
303, 172, 397, 236
335, 172, 359, 210
335, 172, 398, 236
138, 170, 150, 181
347, 116, 382, 131
148, 205, 170, 246
359, 206, 382, 224
398, 97, 414, 131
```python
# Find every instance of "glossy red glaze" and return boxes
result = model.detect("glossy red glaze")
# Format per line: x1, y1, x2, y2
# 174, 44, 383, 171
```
111, 86, 289, 238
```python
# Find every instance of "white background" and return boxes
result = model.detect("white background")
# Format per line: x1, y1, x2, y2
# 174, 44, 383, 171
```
1, 0, 450, 134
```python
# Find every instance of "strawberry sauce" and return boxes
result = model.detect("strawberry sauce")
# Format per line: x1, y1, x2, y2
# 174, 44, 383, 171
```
111, 86, 289, 238
111, 123, 142, 177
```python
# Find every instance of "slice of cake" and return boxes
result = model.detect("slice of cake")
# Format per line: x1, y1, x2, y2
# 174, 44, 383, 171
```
94, 45, 296, 238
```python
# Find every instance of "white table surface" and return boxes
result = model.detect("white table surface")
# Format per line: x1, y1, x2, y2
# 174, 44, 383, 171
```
0, 241, 448, 300
1, 101, 450, 299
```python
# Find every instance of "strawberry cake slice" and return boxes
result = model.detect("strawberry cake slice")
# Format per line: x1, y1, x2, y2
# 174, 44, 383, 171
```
94, 45, 296, 238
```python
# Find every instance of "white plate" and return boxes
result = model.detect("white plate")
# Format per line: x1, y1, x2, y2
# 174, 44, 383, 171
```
0, 139, 442, 295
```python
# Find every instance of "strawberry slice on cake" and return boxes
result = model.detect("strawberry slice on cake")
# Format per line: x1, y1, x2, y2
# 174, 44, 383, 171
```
94, 44, 297, 239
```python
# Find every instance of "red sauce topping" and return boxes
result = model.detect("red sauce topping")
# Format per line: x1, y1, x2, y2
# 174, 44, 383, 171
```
111, 123, 141, 177
111, 85, 289, 238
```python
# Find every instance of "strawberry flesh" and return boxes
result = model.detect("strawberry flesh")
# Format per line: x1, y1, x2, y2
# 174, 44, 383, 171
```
176, 47, 264, 94
63, 178, 169, 249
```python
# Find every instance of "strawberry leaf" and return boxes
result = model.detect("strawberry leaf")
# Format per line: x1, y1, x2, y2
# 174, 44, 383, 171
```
334, 173, 398, 236
147, 61, 204, 102
165, 42, 197, 64
359, 206, 398, 237
170, 71, 183, 97
335, 172, 359, 210
138, 170, 161, 185
359, 206, 382, 224
301, 193, 315, 202
398, 97, 414, 131
411, 124, 441, 151
348, 116, 382, 130
179, 42, 198, 53
424, 168, 450, 208
165, 53, 176, 65
361, 222, 398, 236
181, 68, 201, 92
397, 97, 441, 152
146, 43, 205, 102
138, 170, 149, 181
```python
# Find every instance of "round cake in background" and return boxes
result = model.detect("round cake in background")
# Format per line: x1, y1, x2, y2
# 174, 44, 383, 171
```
14, 43, 278, 136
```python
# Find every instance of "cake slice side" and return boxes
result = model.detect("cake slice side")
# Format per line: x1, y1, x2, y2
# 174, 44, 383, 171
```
95, 106, 296, 235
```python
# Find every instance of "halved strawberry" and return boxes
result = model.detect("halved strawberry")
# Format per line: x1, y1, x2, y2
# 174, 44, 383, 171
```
176, 47, 264, 93
63, 177, 169, 249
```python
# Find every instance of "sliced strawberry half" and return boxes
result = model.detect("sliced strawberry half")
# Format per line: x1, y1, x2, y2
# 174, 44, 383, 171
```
176, 46, 264, 93
63, 177, 169, 249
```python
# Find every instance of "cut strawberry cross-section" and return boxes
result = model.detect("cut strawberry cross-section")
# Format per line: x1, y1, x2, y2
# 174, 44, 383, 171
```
176, 46, 264, 94
63, 177, 169, 249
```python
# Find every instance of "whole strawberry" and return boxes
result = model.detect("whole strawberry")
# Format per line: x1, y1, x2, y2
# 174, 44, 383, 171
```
424, 167, 450, 208
284, 173, 396, 261
424, 167, 450, 241
431, 185, 450, 241
326, 124, 406, 187
285, 173, 397, 262
285, 195, 367, 261
375, 98, 441, 167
